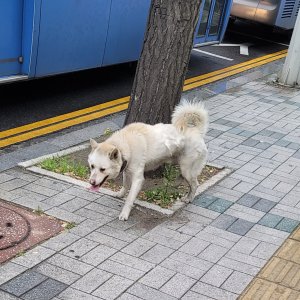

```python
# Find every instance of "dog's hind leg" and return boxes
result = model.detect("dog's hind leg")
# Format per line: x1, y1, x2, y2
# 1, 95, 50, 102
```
119, 172, 144, 221
180, 151, 207, 203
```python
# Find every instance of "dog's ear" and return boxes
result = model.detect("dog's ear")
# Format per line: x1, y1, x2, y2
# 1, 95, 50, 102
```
90, 138, 98, 150
109, 148, 119, 160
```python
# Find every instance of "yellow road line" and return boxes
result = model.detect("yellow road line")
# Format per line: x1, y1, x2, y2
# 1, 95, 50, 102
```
0, 50, 287, 148
0, 103, 129, 148
184, 49, 287, 85
0, 96, 130, 139
183, 52, 287, 91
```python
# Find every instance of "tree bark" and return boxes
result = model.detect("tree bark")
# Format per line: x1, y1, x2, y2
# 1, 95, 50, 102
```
124, 0, 202, 125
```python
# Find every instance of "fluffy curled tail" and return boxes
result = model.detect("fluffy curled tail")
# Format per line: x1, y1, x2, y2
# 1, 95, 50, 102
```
171, 100, 208, 136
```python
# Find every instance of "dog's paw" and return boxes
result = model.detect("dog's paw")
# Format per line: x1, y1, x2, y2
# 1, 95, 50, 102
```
112, 189, 126, 198
181, 196, 192, 203
119, 207, 130, 221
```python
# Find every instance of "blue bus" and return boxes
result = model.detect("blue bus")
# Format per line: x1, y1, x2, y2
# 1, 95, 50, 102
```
0, 0, 232, 83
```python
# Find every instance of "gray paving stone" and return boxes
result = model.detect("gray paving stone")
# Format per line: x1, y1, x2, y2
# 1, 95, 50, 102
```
46, 207, 86, 223
122, 238, 155, 257
64, 186, 100, 201
110, 252, 155, 272
198, 244, 228, 263
182, 291, 215, 300
43, 193, 76, 206
227, 219, 255, 236
275, 217, 300, 232
179, 237, 210, 256
203, 226, 241, 242
127, 283, 176, 300
21, 278, 67, 300
11, 188, 48, 202
251, 241, 280, 260
23, 182, 60, 196
211, 214, 237, 230
140, 244, 174, 264
170, 251, 213, 272
85, 202, 120, 218
0, 263, 27, 286
61, 237, 98, 258
160, 258, 206, 280
69, 219, 102, 237
0, 178, 29, 191
59, 197, 90, 212
139, 266, 175, 289
71, 268, 112, 294
160, 273, 196, 298
55, 287, 101, 300
87, 231, 128, 250
231, 236, 260, 254
0, 291, 19, 300
225, 250, 266, 268
75, 207, 113, 223
99, 259, 145, 281
176, 221, 205, 236
42, 232, 80, 251
12, 246, 55, 268
221, 271, 253, 294
92, 275, 133, 300
258, 213, 283, 228
118, 293, 143, 300
196, 231, 235, 249
200, 265, 233, 287
253, 198, 276, 212
237, 194, 260, 207
80, 244, 118, 266
97, 225, 137, 242
218, 257, 260, 276
36, 263, 81, 285
143, 231, 184, 250
33, 178, 71, 192
192, 282, 238, 300
0, 173, 17, 183
0, 270, 47, 297
48, 254, 93, 275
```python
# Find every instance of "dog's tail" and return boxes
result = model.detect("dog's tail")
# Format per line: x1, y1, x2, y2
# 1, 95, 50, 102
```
171, 100, 208, 136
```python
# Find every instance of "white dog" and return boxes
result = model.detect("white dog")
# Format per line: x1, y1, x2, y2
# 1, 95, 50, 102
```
88, 101, 208, 221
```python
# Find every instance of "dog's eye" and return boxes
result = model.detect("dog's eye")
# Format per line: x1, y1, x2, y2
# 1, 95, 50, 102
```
100, 168, 106, 172
91, 164, 95, 169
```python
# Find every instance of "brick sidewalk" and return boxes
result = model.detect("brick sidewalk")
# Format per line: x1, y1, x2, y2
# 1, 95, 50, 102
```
0, 75, 300, 299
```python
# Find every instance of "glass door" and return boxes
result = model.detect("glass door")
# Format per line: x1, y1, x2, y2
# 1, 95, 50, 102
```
195, 0, 226, 44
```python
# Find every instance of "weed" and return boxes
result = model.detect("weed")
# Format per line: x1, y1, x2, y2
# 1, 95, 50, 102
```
33, 206, 44, 216
64, 222, 76, 230
15, 250, 25, 257
103, 128, 113, 137
144, 164, 182, 208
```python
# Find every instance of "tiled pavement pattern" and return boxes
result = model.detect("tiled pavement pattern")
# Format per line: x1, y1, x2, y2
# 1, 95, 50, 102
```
0, 74, 300, 299
240, 226, 300, 299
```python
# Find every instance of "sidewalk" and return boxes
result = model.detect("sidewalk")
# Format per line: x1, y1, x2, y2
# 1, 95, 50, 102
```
0, 61, 300, 300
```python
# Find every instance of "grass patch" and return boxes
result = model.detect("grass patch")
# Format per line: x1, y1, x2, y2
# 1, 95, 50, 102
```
40, 156, 89, 180
39, 155, 222, 209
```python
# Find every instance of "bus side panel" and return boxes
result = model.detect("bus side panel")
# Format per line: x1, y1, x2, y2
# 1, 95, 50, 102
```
0, 0, 23, 77
35, 0, 111, 77
102, 0, 151, 66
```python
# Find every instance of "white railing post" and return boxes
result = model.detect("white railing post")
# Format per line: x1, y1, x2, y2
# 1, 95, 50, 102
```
278, 13, 300, 87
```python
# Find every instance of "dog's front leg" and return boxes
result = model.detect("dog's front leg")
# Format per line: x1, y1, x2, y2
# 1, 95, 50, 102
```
113, 171, 130, 198
119, 173, 144, 221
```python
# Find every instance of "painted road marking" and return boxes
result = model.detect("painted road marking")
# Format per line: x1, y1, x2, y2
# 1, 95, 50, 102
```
0, 50, 287, 148
213, 43, 253, 55
192, 48, 233, 61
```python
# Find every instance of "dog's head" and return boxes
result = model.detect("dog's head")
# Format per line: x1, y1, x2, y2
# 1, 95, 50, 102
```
88, 138, 122, 191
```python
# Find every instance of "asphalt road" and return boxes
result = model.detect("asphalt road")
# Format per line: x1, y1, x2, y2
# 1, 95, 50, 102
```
0, 20, 292, 132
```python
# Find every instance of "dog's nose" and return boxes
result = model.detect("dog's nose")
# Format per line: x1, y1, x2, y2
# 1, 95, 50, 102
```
90, 179, 96, 186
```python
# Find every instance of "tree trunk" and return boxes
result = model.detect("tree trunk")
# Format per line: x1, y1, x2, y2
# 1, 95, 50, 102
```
124, 0, 202, 126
